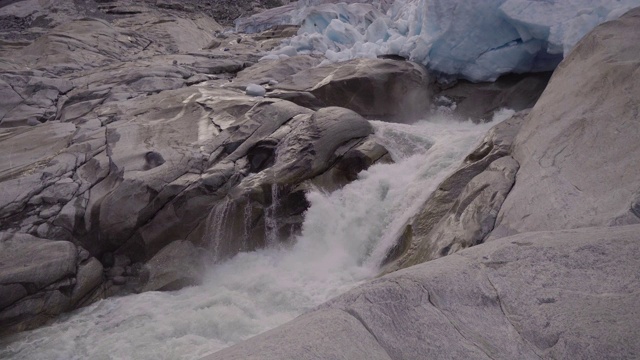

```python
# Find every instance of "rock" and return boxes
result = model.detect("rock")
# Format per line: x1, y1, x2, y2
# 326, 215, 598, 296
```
0, 284, 27, 310
275, 58, 433, 122
106, 267, 125, 278
0, 232, 80, 334
70, 257, 103, 306
0, 232, 76, 290
211, 224, 640, 360
0, 0, 397, 333
246, 83, 267, 97
434, 72, 552, 121
232, 55, 322, 89
137, 240, 205, 292
384, 112, 526, 272
112, 276, 127, 286
490, 8, 640, 239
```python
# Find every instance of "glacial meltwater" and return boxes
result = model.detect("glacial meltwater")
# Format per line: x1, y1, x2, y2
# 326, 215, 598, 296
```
0, 111, 512, 359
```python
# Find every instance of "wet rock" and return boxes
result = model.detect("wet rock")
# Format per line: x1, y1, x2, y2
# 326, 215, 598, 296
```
112, 276, 127, 286
490, 8, 640, 239
138, 240, 205, 292
275, 58, 433, 122
384, 111, 526, 271
0, 232, 79, 334
212, 224, 640, 360
70, 258, 103, 305
435, 72, 551, 121
0, 232, 76, 289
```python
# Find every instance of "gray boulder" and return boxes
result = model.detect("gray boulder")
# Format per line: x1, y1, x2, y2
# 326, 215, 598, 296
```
138, 240, 205, 292
0, 232, 104, 335
490, 8, 640, 239
383, 112, 525, 271
275, 58, 433, 122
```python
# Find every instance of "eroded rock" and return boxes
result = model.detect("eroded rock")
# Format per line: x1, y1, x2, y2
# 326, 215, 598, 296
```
275, 58, 433, 122
490, 8, 640, 239
211, 224, 640, 360
383, 111, 526, 272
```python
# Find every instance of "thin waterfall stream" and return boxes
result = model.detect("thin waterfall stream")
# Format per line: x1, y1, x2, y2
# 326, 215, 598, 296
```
0, 112, 511, 360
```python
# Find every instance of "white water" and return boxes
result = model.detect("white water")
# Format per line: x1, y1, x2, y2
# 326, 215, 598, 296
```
0, 112, 509, 360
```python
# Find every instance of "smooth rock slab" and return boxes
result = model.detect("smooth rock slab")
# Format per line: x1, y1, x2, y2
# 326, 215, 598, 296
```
0, 232, 76, 290
491, 7, 640, 239
210, 224, 640, 360
275, 58, 432, 122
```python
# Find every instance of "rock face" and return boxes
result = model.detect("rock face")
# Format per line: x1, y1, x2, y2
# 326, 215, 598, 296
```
383, 111, 525, 272
274, 58, 432, 122
211, 225, 640, 360
0, 0, 399, 332
208, 8, 640, 359
0, 232, 103, 335
137, 240, 206, 292
490, 8, 640, 238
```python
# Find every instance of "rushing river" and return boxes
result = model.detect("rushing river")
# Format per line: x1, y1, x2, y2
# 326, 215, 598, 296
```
0, 111, 511, 360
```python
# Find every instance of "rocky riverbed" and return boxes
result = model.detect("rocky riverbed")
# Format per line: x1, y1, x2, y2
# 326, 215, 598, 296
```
1, 0, 639, 359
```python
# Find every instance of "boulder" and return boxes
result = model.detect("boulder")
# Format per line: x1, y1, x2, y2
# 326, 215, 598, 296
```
137, 240, 205, 292
210, 224, 640, 360
275, 58, 433, 122
0, 232, 105, 334
383, 112, 525, 272
490, 8, 640, 239
0, 232, 77, 290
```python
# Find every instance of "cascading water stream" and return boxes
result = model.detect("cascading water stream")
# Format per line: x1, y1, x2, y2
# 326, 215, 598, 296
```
0, 112, 510, 360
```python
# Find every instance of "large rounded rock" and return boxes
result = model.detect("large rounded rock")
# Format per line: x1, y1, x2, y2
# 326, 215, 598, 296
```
0, 232, 104, 334
137, 240, 205, 292
275, 58, 433, 122
490, 8, 640, 239
383, 112, 525, 271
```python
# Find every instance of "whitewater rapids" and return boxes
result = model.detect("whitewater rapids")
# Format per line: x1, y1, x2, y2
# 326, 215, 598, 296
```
0, 111, 512, 360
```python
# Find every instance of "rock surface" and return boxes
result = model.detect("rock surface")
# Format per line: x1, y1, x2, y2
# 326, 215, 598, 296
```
490, 7, 640, 239
0, 0, 396, 332
0, 232, 103, 335
138, 240, 206, 292
274, 58, 432, 122
383, 111, 525, 271
210, 224, 640, 360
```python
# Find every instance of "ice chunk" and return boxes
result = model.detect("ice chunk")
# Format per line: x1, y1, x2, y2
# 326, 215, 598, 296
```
259, 0, 640, 81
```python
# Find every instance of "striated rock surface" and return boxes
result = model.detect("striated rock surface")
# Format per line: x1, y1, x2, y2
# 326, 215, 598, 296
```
0, 232, 103, 335
211, 224, 640, 360
490, 7, 640, 239
383, 111, 525, 271
274, 58, 432, 122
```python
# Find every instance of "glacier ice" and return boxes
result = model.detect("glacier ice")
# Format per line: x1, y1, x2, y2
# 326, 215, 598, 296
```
247, 0, 640, 82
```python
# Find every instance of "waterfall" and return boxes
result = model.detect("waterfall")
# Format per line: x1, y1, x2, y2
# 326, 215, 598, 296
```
264, 183, 280, 247
0, 114, 505, 360
206, 198, 234, 262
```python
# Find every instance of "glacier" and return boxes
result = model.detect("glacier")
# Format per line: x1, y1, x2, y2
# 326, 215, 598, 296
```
243, 0, 640, 82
